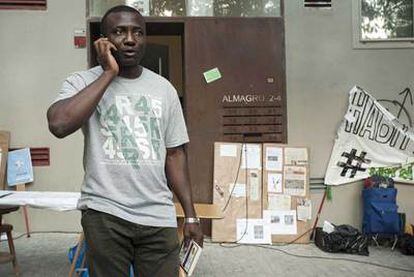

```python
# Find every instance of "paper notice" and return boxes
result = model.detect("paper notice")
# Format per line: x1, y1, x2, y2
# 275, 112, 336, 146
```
229, 183, 246, 198
241, 144, 261, 169
284, 166, 307, 196
284, 148, 308, 165
297, 199, 312, 221
323, 221, 335, 234
203, 67, 222, 83
267, 173, 282, 193
236, 218, 271, 244
264, 210, 298, 235
268, 194, 291, 210
250, 171, 260, 201
220, 144, 237, 157
266, 147, 283, 171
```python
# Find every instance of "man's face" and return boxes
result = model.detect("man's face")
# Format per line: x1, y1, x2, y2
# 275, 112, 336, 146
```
104, 11, 146, 67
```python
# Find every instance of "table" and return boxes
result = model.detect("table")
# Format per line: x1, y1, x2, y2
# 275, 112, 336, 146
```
0, 191, 223, 276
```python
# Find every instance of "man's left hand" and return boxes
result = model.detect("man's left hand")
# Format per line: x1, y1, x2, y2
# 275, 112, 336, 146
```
183, 223, 203, 247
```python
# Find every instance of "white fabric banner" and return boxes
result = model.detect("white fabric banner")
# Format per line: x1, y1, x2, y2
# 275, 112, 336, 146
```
325, 86, 414, 185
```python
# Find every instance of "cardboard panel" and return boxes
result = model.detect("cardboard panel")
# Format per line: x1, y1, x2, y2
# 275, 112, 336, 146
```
175, 203, 223, 219
263, 144, 311, 244
0, 131, 10, 190
212, 142, 262, 242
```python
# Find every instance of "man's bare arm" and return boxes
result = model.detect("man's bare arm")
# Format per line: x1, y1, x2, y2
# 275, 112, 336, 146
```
166, 145, 203, 246
47, 38, 119, 138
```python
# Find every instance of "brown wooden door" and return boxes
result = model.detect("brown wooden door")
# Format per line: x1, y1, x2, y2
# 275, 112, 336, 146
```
184, 18, 287, 205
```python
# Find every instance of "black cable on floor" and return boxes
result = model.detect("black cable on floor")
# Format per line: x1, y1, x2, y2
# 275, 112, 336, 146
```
254, 244, 414, 273
205, 240, 414, 273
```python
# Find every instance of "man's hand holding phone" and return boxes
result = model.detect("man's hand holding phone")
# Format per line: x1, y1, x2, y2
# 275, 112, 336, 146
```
94, 37, 119, 77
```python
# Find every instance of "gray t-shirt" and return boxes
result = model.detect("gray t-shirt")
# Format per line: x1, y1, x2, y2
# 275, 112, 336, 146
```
55, 66, 189, 227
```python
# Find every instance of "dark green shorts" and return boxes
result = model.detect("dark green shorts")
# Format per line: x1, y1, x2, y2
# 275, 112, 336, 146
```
81, 209, 179, 277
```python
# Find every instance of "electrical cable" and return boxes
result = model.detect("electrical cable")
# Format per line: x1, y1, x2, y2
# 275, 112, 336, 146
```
230, 141, 250, 244
221, 143, 244, 213
253, 244, 414, 273
10, 232, 413, 273
219, 138, 250, 245
204, 239, 414, 273
7, 230, 413, 273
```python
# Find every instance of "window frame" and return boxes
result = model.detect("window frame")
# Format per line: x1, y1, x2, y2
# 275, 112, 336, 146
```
352, 0, 414, 49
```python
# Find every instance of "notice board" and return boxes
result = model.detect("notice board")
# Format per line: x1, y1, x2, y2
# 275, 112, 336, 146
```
212, 142, 311, 244
263, 144, 311, 244
212, 142, 263, 242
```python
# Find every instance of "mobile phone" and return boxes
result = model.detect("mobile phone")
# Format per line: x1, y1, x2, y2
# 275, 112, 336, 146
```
110, 48, 121, 65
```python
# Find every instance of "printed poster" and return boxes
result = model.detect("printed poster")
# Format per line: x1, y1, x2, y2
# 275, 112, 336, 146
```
250, 171, 260, 201
284, 148, 308, 166
266, 147, 283, 171
263, 210, 298, 235
229, 183, 246, 198
284, 166, 307, 196
220, 144, 238, 157
241, 144, 261, 169
7, 148, 34, 186
268, 194, 291, 211
267, 173, 282, 193
297, 199, 312, 221
236, 218, 271, 244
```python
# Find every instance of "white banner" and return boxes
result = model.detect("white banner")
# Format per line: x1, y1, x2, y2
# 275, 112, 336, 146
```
325, 86, 414, 185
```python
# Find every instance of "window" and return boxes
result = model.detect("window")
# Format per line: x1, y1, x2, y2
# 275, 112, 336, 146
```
88, 0, 281, 18
353, 0, 414, 48
0, 0, 46, 10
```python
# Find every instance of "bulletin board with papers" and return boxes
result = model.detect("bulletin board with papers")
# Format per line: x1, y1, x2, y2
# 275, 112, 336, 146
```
212, 142, 311, 244
212, 142, 263, 243
263, 144, 311, 244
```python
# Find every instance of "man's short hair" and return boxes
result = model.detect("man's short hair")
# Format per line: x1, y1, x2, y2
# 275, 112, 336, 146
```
101, 5, 143, 36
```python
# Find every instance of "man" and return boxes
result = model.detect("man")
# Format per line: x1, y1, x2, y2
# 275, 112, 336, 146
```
47, 5, 203, 277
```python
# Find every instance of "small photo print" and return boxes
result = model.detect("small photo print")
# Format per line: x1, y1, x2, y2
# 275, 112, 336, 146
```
254, 225, 264, 239
271, 215, 281, 224
264, 210, 298, 235
284, 215, 294, 225
268, 156, 278, 162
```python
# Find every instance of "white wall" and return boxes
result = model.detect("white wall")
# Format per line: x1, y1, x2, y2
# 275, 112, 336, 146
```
0, 0, 87, 231
285, 0, 414, 227
1, 0, 413, 231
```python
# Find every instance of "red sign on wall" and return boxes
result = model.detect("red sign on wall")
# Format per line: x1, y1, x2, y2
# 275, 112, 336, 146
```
74, 29, 86, 48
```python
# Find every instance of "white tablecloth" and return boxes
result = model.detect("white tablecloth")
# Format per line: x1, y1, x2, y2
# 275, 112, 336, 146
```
0, 191, 80, 211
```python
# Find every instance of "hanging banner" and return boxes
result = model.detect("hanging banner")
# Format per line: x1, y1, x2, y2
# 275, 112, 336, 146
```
325, 86, 414, 185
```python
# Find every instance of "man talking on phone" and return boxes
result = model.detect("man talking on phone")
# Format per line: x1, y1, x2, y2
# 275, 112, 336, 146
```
47, 5, 203, 277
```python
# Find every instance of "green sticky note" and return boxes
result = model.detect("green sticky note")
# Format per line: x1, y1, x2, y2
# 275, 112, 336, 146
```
203, 67, 222, 83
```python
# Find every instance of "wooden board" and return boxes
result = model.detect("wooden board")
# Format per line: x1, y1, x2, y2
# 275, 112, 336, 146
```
212, 142, 262, 242
263, 144, 311, 244
0, 131, 10, 190
175, 203, 223, 219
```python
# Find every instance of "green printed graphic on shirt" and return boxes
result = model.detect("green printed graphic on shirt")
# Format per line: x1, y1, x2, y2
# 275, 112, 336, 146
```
97, 95, 163, 168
